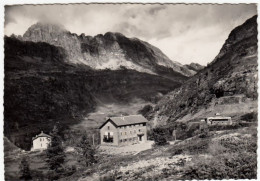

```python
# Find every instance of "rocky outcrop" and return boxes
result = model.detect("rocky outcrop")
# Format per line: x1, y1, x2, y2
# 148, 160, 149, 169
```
184, 63, 204, 73
23, 22, 83, 64
149, 15, 258, 124
22, 22, 195, 77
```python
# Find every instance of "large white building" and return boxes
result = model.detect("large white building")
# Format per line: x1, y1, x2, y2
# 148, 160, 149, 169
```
99, 115, 148, 146
31, 131, 51, 151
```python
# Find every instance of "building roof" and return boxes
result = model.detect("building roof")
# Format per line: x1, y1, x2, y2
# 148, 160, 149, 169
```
99, 115, 148, 129
207, 116, 231, 120
32, 131, 51, 141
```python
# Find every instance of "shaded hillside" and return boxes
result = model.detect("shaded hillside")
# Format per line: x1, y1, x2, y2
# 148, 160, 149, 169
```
4, 37, 184, 150
184, 63, 204, 73
150, 15, 258, 124
22, 22, 195, 77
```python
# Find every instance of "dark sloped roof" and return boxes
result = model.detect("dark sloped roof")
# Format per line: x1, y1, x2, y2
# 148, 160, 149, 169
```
99, 115, 148, 129
32, 131, 51, 140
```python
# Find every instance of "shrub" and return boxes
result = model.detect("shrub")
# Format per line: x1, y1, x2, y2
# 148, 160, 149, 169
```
76, 135, 97, 167
219, 136, 257, 153
182, 152, 257, 180
99, 171, 118, 181
46, 126, 66, 173
208, 124, 242, 131
207, 141, 227, 156
240, 112, 257, 122
152, 127, 169, 146
62, 165, 77, 177
138, 105, 153, 118
19, 157, 32, 180
169, 139, 209, 156
198, 126, 209, 138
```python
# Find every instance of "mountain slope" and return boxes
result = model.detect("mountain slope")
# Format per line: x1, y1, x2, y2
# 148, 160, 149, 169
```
184, 63, 205, 73
149, 15, 258, 125
22, 22, 194, 77
4, 36, 184, 150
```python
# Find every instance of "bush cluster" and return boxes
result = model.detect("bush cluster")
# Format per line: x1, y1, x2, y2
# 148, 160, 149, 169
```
182, 152, 256, 180
182, 130, 257, 180
152, 127, 169, 146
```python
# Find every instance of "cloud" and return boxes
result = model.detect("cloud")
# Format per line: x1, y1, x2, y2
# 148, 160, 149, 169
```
4, 4, 257, 65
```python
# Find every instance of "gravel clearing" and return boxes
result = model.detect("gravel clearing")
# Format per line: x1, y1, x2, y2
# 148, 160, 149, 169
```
99, 141, 154, 155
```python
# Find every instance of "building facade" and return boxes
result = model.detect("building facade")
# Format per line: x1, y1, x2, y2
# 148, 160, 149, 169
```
206, 116, 232, 125
99, 115, 148, 146
31, 131, 51, 151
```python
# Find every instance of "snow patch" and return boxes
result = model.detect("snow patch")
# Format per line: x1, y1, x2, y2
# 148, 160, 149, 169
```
95, 58, 156, 74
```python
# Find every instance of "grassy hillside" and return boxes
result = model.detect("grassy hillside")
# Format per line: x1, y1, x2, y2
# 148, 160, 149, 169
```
4, 123, 256, 180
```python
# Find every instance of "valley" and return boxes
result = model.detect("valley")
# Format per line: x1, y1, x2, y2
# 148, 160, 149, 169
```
3, 9, 258, 181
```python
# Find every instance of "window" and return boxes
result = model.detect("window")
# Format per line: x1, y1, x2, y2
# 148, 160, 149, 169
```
125, 132, 127, 135
108, 126, 110, 130
103, 132, 113, 143
121, 132, 122, 136
40, 138, 41, 141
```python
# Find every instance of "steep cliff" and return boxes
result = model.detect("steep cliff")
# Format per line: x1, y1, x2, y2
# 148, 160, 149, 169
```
150, 15, 258, 125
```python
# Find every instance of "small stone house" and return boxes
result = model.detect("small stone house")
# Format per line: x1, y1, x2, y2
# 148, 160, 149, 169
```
31, 131, 51, 151
99, 115, 148, 146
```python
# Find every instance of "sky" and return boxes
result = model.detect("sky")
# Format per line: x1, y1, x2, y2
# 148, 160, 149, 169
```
4, 4, 257, 65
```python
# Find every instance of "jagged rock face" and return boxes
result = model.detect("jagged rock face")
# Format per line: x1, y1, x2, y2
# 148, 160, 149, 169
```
23, 22, 83, 64
150, 15, 258, 124
22, 22, 194, 77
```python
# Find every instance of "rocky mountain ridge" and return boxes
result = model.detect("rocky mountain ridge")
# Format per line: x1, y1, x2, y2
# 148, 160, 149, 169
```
184, 63, 205, 73
21, 22, 196, 77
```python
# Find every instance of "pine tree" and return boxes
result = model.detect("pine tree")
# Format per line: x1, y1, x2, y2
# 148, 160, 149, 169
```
46, 126, 65, 173
19, 157, 32, 180
76, 135, 97, 167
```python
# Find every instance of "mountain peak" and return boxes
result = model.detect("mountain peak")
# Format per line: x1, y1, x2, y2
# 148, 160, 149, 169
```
23, 22, 67, 37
